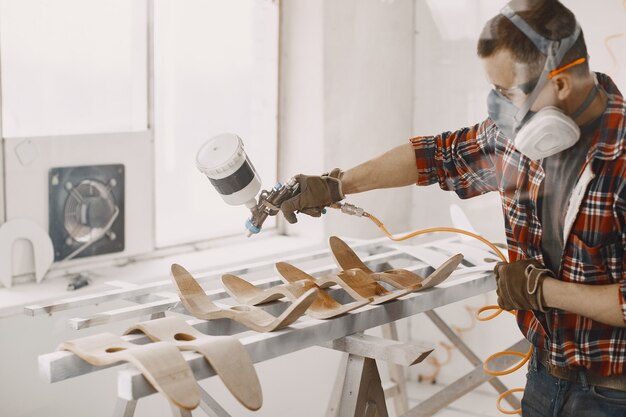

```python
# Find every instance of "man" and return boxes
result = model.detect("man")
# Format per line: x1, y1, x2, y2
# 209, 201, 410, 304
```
279, 1, 626, 416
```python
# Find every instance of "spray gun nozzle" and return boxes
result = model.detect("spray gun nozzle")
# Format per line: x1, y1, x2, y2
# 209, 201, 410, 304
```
245, 218, 261, 237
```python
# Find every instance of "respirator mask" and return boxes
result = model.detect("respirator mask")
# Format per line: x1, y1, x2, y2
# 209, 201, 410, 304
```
487, 5, 596, 161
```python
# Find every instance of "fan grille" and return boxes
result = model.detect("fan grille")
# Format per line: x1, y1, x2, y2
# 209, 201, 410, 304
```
64, 179, 116, 243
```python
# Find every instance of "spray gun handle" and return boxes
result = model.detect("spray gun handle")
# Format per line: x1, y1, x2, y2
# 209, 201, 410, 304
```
245, 177, 300, 236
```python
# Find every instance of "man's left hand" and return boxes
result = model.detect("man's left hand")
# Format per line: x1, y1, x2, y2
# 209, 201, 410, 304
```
494, 259, 554, 312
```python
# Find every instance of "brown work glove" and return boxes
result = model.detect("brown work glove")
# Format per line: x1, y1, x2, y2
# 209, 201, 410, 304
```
494, 259, 553, 312
280, 168, 344, 224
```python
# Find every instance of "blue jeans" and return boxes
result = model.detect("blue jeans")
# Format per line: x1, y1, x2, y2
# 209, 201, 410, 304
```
522, 353, 626, 417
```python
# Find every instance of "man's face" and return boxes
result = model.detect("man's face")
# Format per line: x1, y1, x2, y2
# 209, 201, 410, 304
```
482, 48, 557, 111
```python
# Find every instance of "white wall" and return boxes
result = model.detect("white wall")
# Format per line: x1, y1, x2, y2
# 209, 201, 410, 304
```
278, 0, 326, 241
0, 138, 4, 224
281, 0, 415, 242
322, 0, 415, 240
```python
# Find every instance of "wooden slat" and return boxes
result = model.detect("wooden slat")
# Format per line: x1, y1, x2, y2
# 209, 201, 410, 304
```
320, 333, 433, 367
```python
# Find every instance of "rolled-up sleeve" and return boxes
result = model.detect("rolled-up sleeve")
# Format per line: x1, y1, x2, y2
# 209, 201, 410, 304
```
410, 119, 499, 199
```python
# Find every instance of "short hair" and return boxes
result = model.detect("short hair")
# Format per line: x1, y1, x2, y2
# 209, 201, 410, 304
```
477, 0, 589, 78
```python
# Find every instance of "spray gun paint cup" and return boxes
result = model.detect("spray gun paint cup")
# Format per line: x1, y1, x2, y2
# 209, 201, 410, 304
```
196, 133, 262, 209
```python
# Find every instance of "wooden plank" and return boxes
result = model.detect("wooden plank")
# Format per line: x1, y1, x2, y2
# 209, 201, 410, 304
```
382, 323, 409, 415
320, 333, 433, 367
25, 243, 402, 317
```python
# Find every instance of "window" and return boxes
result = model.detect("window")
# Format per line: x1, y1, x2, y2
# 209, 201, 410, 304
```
0, 0, 148, 137
153, 0, 279, 246
0, 0, 281, 252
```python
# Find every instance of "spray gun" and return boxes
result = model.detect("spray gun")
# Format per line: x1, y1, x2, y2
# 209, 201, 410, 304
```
196, 133, 300, 236
197, 133, 371, 236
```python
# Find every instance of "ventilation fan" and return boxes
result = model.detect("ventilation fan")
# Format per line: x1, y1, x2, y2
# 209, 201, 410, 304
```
49, 164, 125, 261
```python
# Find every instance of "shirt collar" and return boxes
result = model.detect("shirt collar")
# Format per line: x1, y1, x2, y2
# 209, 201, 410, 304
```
587, 72, 626, 161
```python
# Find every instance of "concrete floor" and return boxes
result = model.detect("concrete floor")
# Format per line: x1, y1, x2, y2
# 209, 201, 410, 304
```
405, 380, 512, 417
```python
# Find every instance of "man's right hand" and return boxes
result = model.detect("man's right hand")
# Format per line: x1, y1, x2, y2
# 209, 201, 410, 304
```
280, 168, 345, 224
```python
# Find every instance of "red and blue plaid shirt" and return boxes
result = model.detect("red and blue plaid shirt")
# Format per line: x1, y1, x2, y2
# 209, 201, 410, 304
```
411, 73, 626, 376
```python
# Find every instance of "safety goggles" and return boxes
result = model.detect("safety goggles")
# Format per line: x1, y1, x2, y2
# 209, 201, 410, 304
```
491, 57, 587, 101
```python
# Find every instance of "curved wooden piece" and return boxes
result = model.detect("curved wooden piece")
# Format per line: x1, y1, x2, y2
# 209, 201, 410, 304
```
126, 316, 262, 411
329, 236, 376, 273
170, 264, 317, 332
275, 262, 410, 306
222, 274, 292, 305
337, 268, 415, 305
275, 261, 350, 291
329, 236, 463, 291
276, 261, 368, 302
58, 332, 199, 410
224, 273, 369, 320
370, 269, 423, 289
417, 253, 464, 290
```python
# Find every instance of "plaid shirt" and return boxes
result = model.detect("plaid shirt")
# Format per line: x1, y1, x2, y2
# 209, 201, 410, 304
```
411, 73, 626, 376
